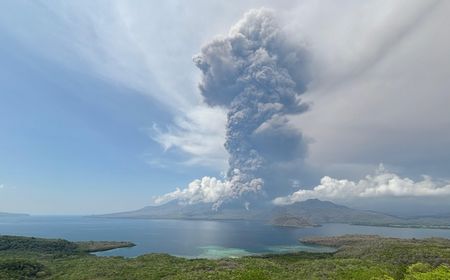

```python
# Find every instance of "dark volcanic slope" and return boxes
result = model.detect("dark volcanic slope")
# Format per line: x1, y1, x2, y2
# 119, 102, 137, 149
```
97, 200, 266, 220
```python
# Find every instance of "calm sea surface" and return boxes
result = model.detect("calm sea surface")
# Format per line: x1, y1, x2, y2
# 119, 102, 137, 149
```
1, 216, 450, 258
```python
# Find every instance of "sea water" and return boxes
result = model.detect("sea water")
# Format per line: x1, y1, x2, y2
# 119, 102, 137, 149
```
0, 216, 449, 258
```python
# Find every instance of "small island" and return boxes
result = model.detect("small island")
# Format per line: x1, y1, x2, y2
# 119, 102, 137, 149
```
270, 215, 320, 228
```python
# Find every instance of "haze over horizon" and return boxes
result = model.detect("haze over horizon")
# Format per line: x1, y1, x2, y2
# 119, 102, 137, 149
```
1, 0, 449, 215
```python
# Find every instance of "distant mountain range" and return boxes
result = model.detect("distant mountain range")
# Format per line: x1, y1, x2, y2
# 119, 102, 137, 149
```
95, 199, 450, 229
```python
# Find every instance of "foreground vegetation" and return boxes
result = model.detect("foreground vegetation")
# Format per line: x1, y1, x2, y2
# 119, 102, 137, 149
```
0, 235, 449, 279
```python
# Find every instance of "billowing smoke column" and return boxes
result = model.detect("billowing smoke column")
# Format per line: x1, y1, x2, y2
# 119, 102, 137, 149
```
194, 9, 309, 193
156, 8, 310, 209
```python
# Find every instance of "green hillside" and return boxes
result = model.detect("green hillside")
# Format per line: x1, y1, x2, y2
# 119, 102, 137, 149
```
0, 234, 449, 279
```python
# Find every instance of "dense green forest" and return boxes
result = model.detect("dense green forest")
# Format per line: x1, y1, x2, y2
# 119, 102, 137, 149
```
0, 235, 449, 279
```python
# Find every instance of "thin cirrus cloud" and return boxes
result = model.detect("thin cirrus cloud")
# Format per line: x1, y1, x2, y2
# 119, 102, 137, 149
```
0, 1, 233, 170
2, 2, 300, 174
151, 105, 228, 169
273, 165, 450, 205
288, 0, 450, 178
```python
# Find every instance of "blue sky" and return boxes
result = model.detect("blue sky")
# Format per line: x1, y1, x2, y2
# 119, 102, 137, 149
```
0, 27, 212, 214
0, 1, 230, 214
1, 0, 449, 214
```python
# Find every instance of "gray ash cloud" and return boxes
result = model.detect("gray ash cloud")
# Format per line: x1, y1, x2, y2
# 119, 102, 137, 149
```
193, 8, 311, 200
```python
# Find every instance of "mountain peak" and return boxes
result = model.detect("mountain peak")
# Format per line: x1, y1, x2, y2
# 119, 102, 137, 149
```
296, 199, 343, 208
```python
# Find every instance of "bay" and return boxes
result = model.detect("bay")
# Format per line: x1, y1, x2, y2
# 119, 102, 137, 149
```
1, 216, 449, 259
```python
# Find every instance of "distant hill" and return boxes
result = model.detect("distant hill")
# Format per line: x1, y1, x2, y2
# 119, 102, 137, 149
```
0, 212, 28, 217
270, 215, 319, 228
272, 199, 450, 228
271, 199, 402, 225
97, 200, 266, 220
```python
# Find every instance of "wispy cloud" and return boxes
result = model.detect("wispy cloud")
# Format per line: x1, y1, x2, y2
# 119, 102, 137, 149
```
273, 165, 450, 205
285, 0, 450, 177
151, 106, 228, 169
3, 1, 232, 169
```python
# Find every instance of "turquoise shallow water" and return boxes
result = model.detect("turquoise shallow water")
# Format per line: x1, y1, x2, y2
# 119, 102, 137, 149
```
0, 216, 449, 258
194, 244, 336, 259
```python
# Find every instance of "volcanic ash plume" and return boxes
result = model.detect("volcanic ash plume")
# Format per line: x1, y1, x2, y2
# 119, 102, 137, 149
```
156, 8, 310, 208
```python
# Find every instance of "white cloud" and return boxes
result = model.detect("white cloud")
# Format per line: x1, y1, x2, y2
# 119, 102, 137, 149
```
0, 184, 4, 189
273, 165, 450, 205
154, 177, 233, 207
154, 174, 262, 209
151, 105, 228, 169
